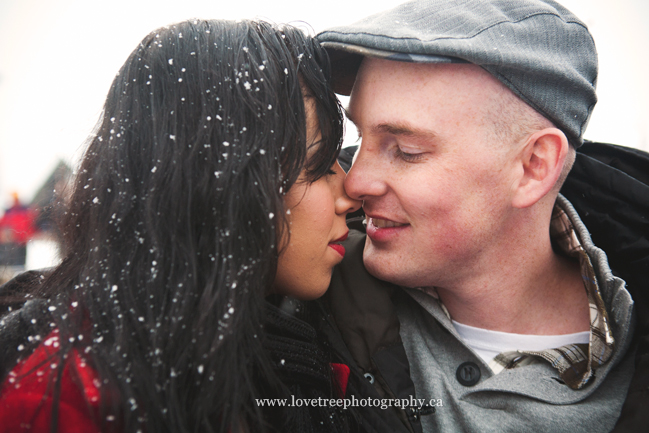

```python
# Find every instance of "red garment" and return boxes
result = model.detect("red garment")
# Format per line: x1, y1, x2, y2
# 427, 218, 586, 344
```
0, 333, 353, 432
0, 332, 101, 433
330, 363, 350, 398
0, 205, 37, 245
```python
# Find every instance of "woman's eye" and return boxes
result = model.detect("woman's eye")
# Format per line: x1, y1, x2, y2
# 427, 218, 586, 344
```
395, 146, 424, 162
326, 168, 337, 176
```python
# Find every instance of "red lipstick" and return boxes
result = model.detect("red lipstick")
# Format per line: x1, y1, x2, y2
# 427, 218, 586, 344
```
328, 231, 349, 257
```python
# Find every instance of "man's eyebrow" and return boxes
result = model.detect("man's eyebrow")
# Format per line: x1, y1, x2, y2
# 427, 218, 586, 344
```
343, 112, 438, 142
374, 122, 438, 141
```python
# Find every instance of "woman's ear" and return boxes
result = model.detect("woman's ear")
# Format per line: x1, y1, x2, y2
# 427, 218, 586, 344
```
511, 128, 569, 209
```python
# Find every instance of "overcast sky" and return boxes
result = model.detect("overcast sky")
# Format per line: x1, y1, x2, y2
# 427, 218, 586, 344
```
1, 0, 647, 207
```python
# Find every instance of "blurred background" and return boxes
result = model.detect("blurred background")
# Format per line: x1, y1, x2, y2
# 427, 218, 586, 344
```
0, 0, 647, 278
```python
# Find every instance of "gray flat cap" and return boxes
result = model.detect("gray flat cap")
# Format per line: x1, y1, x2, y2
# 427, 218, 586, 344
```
317, 0, 598, 147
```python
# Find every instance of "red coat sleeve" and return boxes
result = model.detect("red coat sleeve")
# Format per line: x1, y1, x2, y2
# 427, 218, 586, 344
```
0, 332, 102, 433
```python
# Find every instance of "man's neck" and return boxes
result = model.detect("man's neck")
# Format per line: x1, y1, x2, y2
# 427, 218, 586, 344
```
433, 221, 590, 336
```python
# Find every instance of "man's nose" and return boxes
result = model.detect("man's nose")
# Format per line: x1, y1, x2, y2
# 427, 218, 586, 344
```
344, 145, 388, 201
332, 162, 362, 216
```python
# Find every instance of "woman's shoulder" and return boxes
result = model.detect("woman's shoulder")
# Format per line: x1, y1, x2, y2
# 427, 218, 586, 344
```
0, 331, 102, 433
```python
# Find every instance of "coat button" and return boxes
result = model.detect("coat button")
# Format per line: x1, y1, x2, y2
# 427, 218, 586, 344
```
456, 362, 481, 386
364, 372, 375, 384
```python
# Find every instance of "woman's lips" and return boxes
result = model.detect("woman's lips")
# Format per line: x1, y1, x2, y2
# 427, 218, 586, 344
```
328, 243, 346, 257
328, 231, 349, 257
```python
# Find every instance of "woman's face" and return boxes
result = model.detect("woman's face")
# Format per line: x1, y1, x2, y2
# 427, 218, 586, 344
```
273, 101, 361, 300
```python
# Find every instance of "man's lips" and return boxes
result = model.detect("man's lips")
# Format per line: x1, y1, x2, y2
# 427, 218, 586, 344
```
328, 231, 348, 257
365, 217, 409, 241
367, 217, 408, 229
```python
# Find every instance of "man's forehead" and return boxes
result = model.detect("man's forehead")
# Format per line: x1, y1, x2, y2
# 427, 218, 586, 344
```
348, 58, 430, 115
348, 59, 504, 118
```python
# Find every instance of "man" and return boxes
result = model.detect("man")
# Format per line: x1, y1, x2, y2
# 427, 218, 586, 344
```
317, 1, 649, 432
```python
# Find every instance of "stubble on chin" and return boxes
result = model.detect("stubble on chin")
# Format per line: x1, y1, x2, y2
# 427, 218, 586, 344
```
363, 240, 400, 285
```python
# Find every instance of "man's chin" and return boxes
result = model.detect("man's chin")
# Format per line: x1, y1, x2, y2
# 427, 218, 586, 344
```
362, 244, 416, 287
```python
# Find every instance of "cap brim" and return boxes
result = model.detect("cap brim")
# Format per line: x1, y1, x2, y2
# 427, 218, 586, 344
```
322, 42, 467, 96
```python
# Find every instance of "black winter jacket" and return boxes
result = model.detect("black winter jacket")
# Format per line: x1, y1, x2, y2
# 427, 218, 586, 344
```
322, 141, 649, 433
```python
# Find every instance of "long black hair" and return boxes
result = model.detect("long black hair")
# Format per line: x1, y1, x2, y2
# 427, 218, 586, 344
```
21, 19, 343, 432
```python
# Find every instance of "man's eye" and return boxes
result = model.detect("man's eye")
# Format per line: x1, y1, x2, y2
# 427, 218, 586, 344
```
395, 147, 424, 162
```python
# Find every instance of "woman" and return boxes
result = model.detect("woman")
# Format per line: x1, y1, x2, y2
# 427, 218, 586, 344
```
0, 19, 360, 432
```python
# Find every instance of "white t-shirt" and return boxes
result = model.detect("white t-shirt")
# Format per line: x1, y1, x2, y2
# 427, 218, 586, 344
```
452, 320, 590, 365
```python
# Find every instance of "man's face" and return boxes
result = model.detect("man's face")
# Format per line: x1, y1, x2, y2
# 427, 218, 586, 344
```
345, 59, 521, 289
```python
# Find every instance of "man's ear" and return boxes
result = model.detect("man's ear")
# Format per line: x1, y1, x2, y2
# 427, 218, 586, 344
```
511, 128, 569, 209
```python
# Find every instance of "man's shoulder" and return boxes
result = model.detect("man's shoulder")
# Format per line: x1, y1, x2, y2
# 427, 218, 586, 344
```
323, 227, 418, 432
327, 227, 402, 362
562, 141, 649, 304
562, 141, 649, 433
